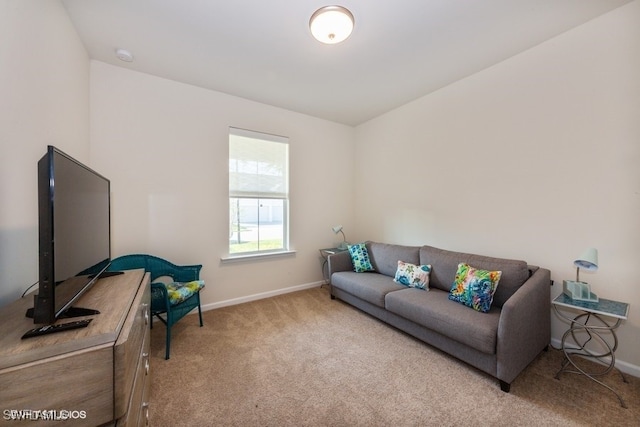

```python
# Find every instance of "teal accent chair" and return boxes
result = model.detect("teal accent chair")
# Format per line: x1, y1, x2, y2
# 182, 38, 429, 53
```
107, 254, 204, 359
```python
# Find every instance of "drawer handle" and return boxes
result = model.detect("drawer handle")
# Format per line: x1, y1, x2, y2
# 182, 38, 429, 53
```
143, 352, 150, 375
142, 402, 150, 426
142, 303, 149, 325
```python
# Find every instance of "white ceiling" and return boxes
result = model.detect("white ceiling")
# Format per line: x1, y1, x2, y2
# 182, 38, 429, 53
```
61, 0, 632, 126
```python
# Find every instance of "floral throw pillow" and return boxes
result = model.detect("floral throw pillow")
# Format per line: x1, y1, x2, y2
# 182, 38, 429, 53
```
448, 263, 501, 313
393, 261, 432, 290
348, 243, 374, 273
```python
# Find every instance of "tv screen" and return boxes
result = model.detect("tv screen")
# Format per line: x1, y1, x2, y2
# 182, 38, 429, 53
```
32, 146, 111, 324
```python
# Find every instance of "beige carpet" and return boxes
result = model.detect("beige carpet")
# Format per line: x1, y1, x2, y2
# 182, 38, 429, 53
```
148, 287, 639, 426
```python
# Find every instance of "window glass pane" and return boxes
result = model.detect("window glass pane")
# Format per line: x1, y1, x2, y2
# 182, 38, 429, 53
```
229, 198, 285, 254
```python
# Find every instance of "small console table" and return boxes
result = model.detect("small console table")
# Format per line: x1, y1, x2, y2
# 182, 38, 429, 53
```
319, 247, 348, 285
552, 293, 630, 408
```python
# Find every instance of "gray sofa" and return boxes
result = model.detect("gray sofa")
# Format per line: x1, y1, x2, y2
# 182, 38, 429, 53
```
328, 242, 551, 392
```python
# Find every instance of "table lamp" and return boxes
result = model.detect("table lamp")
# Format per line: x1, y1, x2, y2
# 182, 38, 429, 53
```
563, 248, 599, 302
332, 225, 349, 250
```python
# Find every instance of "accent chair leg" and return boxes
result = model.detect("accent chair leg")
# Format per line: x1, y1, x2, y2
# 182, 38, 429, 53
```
197, 296, 204, 327
165, 323, 171, 360
500, 380, 511, 393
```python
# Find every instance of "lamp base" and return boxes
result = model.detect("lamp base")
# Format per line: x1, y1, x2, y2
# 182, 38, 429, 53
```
563, 280, 599, 302
337, 242, 349, 250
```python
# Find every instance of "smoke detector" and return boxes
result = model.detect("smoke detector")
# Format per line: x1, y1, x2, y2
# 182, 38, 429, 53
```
115, 48, 134, 62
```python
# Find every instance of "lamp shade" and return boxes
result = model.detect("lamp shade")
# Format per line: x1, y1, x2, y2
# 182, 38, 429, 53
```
574, 248, 598, 271
310, 6, 354, 44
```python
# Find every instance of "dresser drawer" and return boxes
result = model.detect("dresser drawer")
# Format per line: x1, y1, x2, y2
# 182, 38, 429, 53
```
114, 274, 150, 419
0, 345, 113, 426
115, 333, 150, 426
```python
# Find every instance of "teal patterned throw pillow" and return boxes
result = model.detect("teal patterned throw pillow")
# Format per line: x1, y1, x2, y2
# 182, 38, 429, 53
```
348, 243, 374, 273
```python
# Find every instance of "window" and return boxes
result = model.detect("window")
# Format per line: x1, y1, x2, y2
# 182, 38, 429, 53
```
229, 127, 289, 256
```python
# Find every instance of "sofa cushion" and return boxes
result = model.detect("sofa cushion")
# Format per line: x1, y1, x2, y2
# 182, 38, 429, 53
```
367, 242, 420, 277
331, 271, 405, 308
393, 261, 431, 290
419, 245, 529, 307
348, 243, 375, 273
385, 288, 500, 354
448, 263, 501, 313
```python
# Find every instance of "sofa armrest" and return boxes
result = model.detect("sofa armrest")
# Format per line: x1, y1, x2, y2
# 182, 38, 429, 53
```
328, 251, 352, 279
496, 266, 551, 385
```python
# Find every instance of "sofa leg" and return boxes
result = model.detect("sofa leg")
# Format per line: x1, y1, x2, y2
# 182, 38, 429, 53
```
330, 294, 335, 300
500, 380, 511, 393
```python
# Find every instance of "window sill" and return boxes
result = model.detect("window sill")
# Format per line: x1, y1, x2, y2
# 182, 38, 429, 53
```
220, 250, 297, 264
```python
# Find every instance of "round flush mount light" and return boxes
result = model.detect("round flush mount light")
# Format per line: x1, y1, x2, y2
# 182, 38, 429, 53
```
309, 5, 354, 44
115, 48, 134, 62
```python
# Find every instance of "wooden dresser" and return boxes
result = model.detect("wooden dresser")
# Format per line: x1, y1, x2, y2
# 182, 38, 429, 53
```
0, 269, 151, 426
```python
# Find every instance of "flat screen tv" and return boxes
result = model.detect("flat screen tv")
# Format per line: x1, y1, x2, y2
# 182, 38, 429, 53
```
29, 146, 112, 324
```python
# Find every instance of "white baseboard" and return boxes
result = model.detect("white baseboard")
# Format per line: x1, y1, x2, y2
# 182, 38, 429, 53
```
550, 337, 640, 378
200, 281, 325, 311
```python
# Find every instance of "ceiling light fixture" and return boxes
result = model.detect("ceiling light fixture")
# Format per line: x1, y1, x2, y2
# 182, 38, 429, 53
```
309, 5, 354, 44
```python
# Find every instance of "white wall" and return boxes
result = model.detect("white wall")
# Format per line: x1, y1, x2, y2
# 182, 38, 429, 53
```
0, 0, 89, 306
355, 1, 640, 370
89, 61, 355, 305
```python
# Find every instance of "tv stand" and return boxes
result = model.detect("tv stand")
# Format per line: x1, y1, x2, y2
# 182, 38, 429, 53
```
61, 306, 101, 318
89, 270, 124, 279
0, 269, 151, 426
25, 305, 101, 320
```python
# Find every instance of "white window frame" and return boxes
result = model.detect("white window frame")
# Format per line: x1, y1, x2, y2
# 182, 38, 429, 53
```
225, 127, 292, 261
